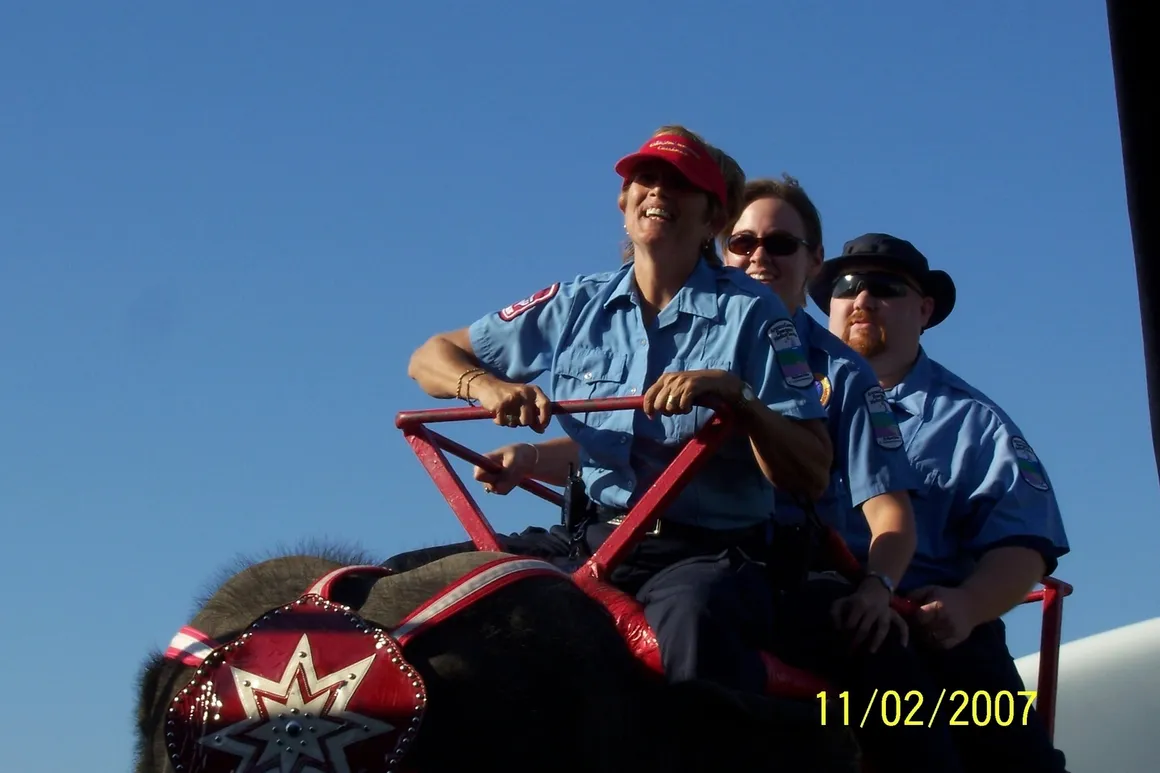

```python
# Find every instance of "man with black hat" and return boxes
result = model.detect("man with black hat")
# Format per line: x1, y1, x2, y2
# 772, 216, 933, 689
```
808, 233, 1071, 772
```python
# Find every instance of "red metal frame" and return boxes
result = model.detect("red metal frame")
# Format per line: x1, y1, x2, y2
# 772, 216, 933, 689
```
395, 396, 733, 580
394, 396, 1072, 740
1025, 575, 1073, 739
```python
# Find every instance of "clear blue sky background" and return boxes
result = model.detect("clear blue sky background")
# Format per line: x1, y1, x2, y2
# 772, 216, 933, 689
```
2, 2, 1154, 769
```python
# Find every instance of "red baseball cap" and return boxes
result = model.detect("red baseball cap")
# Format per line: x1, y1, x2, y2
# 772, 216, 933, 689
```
614, 133, 728, 210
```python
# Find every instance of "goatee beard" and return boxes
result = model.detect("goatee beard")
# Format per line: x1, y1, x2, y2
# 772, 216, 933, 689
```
843, 311, 887, 358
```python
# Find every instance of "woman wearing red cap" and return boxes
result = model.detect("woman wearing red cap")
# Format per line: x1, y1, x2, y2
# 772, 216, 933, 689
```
401, 126, 832, 695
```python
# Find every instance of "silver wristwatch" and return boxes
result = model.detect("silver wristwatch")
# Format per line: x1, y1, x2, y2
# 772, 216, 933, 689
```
738, 381, 757, 410
865, 571, 895, 595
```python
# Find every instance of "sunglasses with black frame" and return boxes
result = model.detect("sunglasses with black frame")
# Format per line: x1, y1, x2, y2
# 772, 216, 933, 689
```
725, 230, 811, 258
830, 271, 924, 300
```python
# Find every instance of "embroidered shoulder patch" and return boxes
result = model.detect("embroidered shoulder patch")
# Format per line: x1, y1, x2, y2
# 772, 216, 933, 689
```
814, 373, 831, 407
767, 319, 814, 389
1010, 436, 1050, 491
497, 283, 560, 322
863, 386, 903, 450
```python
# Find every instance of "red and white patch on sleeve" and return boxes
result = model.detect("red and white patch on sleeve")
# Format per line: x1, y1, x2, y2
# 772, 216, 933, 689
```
497, 283, 560, 321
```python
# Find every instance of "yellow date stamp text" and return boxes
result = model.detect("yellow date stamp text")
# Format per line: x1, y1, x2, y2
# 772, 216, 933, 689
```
817, 689, 1038, 728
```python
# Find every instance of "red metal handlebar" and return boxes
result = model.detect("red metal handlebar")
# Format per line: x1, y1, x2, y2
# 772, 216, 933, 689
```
396, 396, 664, 428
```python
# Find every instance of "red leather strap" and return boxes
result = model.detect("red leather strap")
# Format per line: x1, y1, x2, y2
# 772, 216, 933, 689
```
305, 564, 396, 599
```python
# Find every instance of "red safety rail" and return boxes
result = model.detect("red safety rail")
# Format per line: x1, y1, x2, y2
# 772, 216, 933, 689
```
394, 395, 1071, 739
1023, 575, 1073, 739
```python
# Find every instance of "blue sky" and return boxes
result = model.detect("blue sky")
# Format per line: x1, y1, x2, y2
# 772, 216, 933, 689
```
2, 2, 1153, 769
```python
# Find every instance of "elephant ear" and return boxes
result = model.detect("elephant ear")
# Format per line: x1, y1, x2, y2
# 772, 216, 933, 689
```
645, 679, 861, 773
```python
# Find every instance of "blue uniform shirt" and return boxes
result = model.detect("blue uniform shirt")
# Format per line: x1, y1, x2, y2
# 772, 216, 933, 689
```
468, 258, 826, 529
838, 349, 1070, 592
775, 309, 918, 526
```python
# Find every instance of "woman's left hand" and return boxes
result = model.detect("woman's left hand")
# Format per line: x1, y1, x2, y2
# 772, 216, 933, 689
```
643, 369, 744, 418
830, 578, 908, 653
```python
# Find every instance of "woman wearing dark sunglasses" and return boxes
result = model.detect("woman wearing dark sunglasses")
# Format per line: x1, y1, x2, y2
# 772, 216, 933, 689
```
401, 126, 837, 700
714, 180, 980, 771
721, 177, 921, 657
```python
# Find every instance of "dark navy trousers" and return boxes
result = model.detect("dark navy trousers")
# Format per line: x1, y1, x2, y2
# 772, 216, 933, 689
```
912, 618, 1068, 773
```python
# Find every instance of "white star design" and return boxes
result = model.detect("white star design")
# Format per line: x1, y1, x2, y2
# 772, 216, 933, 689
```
199, 633, 395, 773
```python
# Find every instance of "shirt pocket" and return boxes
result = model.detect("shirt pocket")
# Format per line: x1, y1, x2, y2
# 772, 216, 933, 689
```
909, 467, 951, 557
554, 348, 631, 431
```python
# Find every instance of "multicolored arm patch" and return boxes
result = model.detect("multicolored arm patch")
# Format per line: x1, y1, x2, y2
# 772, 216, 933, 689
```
863, 385, 904, 450
766, 319, 815, 390
1010, 436, 1051, 491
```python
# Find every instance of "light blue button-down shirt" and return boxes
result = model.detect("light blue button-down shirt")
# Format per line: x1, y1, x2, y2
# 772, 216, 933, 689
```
774, 309, 918, 526
835, 349, 1070, 592
468, 258, 826, 529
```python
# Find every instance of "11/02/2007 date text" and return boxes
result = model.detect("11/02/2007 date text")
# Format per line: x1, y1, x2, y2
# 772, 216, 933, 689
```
817, 689, 1038, 728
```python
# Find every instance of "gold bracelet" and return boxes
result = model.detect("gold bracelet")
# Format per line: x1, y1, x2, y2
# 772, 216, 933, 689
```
456, 367, 486, 402
463, 370, 487, 403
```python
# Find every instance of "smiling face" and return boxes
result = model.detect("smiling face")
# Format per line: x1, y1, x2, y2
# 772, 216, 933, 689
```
619, 158, 717, 258
723, 196, 822, 310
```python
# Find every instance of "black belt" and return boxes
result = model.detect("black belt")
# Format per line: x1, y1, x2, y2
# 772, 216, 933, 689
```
594, 506, 771, 549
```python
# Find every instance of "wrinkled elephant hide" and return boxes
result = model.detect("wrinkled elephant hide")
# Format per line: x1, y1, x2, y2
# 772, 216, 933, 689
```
133, 548, 859, 773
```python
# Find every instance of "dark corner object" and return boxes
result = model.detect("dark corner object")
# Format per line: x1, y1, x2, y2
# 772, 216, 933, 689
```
1107, 0, 1159, 482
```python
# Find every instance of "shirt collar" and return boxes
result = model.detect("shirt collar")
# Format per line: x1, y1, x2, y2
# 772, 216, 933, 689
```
605, 257, 720, 321
885, 347, 934, 418
605, 262, 637, 307
792, 306, 814, 339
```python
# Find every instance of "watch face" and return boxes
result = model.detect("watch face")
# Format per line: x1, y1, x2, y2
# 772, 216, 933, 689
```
741, 383, 756, 401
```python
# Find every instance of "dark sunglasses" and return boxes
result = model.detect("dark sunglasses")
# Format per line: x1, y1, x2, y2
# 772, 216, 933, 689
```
726, 230, 810, 258
831, 272, 920, 300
